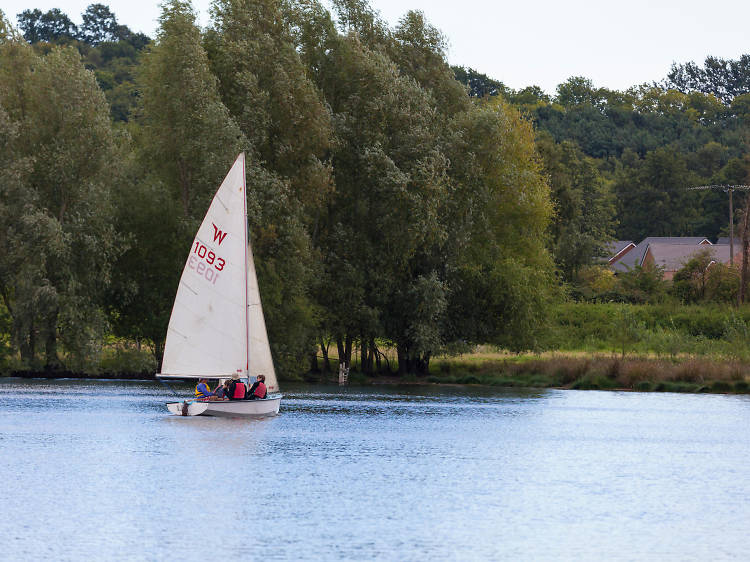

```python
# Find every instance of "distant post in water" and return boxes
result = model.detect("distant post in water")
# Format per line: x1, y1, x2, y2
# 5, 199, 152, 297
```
339, 361, 349, 386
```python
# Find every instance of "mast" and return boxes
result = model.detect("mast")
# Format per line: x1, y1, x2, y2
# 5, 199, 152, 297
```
242, 152, 250, 380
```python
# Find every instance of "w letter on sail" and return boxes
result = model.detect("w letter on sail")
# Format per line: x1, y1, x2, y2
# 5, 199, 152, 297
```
212, 223, 228, 245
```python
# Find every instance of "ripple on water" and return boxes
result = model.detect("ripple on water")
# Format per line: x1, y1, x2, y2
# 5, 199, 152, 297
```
1, 379, 750, 561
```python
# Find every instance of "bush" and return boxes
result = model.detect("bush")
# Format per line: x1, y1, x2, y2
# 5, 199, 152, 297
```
98, 346, 156, 374
710, 380, 732, 392
734, 380, 749, 393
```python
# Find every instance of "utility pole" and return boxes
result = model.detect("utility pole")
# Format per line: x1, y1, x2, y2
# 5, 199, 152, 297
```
687, 185, 750, 265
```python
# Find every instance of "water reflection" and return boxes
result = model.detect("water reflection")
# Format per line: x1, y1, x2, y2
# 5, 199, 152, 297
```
1, 378, 750, 560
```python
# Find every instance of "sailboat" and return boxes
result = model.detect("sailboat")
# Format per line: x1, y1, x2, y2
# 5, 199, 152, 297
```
156, 153, 281, 417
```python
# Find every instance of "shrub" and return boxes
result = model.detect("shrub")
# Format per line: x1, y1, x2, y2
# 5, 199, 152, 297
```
99, 346, 156, 374
710, 380, 732, 392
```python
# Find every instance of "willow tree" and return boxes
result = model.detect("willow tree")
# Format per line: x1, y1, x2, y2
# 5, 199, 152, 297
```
0, 15, 121, 369
444, 97, 556, 352
135, 0, 244, 220
205, 0, 334, 374
113, 0, 244, 365
311, 30, 451, 372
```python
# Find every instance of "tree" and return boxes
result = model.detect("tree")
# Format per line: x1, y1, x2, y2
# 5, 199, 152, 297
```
205, 0, 334, 374
119, 0, 245, 365
443, 98, 556, 352
536, 133, 616, 280
555, 76, 604, 108
17, 8, 78, 43
388, 11, 468, 114
452, 66, 509, 99
0, 27, 122, 369
615, 146, 701, 241
667, 55, 750, 105
671, 248, 717, 303
80, 3, 119, 45
616, 264, 667, 304
315, 32, 449, 373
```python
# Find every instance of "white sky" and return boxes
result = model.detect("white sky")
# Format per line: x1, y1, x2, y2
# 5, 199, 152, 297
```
3, 0, 750, 95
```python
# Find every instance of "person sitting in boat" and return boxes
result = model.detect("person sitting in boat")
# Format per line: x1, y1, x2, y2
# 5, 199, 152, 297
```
194, 378, 214, 400
247, 374, 267, 400
227, 377, 247, 400
214, 380, 230, 399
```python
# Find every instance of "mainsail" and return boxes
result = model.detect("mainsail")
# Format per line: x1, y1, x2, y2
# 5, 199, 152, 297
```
160, 152, 276, 389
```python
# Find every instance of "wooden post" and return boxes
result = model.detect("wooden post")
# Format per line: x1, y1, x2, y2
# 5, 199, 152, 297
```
729, 187, 734, 265
739, 201, 750, 305
338, 361, 349, 386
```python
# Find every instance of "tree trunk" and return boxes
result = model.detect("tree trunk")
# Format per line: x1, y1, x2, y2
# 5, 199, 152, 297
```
44, 310, 62, 371
18, 318, 35, 368
154, 338, 165, 372
367, 338, 375, 373
397, 344, 407, 375
418, 352, 431, 376
344, 335, 352, 369
360, 337, 368, 374
374, 340, 382, 372
309, 351, 319, 373
320, 338, 331, 372
336, 336, 345, 370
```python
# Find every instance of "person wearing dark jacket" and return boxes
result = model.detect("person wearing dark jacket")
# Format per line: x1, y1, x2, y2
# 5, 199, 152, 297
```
227, 378, 247, 400
247, 374, 267, 400
214, 380, 230, 399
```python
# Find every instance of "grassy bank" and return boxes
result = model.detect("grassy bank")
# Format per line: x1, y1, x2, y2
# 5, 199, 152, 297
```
423, 352, 750, 394
547, 302, 750, 358
5, 303, 750, 396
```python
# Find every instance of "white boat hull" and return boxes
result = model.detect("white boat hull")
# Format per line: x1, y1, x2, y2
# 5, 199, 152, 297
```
166, 395, 281, 417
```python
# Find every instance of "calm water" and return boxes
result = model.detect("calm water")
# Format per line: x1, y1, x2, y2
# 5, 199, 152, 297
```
1, 379, 749, 561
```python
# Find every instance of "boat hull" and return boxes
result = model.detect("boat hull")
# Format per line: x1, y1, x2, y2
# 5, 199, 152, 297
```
166, 396, 281, 417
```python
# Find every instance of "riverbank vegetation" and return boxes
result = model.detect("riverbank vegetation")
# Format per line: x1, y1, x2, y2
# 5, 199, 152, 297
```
1, 2, 750, 392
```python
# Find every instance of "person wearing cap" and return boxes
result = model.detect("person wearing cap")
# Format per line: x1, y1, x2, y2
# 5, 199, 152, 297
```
227, 377, 247, 400
194, 378, 213, 400
247, 374, 267, 400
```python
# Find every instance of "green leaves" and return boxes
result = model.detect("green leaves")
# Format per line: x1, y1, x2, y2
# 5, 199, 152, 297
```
0, 32, 122, 368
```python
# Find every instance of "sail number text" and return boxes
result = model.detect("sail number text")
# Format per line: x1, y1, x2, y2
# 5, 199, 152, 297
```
188, 241, 227, 285
192, 241, 226, 271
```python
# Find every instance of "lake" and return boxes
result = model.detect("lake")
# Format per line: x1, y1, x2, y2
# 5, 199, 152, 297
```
1, 378, 749, 560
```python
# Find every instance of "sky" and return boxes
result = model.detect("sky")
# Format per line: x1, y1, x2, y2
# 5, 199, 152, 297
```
4, 0, 750, 95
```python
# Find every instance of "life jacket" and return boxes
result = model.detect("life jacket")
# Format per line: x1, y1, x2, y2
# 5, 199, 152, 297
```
231, 380, 246, 400
195, 382, 211, 398
254, 382, 267, 399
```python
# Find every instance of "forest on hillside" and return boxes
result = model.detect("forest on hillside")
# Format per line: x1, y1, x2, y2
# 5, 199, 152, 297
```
1, 1, 749, 377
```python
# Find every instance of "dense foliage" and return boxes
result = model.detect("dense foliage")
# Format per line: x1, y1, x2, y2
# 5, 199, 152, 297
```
454, 61, 750, 286
0, 1, 556, 376
4, 2, 750, 377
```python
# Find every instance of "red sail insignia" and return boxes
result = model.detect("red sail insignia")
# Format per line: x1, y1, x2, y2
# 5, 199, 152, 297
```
212, 223, 228, 245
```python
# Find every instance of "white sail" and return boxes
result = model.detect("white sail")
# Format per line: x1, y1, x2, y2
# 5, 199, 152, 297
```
247, 241, 278, 392
161, 153, 249, 378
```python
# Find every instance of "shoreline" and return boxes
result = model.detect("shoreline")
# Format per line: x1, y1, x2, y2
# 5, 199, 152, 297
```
7, 354, 750, 395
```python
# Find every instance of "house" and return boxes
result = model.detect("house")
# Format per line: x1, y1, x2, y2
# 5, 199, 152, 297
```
611, 237, 711, 274
641, 243, 742, 280
716, 237, 741, 246
605, 241, 635, 266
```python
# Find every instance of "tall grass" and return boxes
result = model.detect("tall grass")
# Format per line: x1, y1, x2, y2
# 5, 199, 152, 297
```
548, 303, 750, 359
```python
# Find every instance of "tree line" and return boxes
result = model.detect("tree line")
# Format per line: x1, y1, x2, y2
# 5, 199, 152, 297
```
456, 62, 750, 286
3, 2, 749, 377
0, 0, 555, 376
